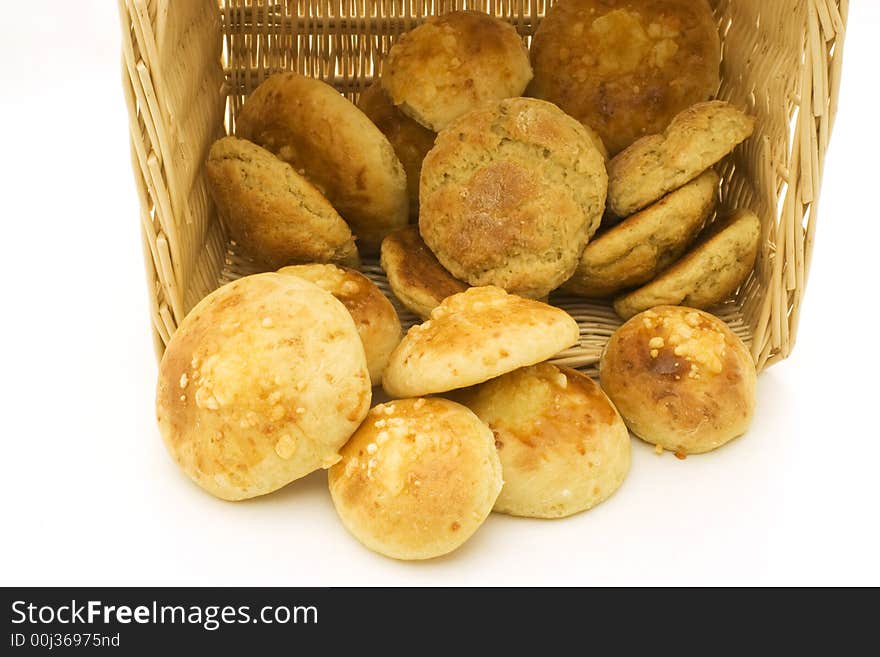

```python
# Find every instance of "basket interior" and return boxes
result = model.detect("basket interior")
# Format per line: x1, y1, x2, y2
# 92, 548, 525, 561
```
128, 0, 846, 373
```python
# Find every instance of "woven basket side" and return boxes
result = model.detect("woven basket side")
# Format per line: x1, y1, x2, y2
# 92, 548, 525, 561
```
120, 0, 227, 356
714, 0, 847, 369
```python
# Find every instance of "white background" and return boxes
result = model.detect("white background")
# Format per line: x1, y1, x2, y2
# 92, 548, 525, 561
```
1, 2, 877, 586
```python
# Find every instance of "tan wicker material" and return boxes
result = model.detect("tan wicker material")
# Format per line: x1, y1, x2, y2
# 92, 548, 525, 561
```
121, 0, 847, 374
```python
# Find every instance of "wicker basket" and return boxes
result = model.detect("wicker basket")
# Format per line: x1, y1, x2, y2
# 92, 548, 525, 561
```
120, 0, 847, 373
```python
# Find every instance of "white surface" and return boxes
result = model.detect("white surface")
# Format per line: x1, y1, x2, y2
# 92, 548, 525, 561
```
1, 2, 878, 587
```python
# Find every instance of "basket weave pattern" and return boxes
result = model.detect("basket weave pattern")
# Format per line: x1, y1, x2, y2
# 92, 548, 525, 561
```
120, 0, 847, 372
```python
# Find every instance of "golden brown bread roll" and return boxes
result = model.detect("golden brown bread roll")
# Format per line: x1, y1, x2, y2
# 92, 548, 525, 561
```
382, 11, 533, 131
599, 306, 756, 454
419, 97, 608, 298
459, 364, 631, 518
236, 72, 408, 251
156, 274, 371, 500
607, 101, 755, 217
529, 0, 720, 156
382, 286, 581, 398
328, 398, 502, 560
205, 136, 358, 269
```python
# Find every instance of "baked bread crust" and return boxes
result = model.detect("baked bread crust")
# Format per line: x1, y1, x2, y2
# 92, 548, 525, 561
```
236, 72, 408, 251
420, 97, 607, 298
382, 11, 533, 131
459, 364, 631, 518
599, 305, 756, 454
379, 225, 468, 319
205, 137, 358, 268
156, 274, 371, 500
608, 100, 755, 216
329, 398, 502, 560
382, 286, 580, 397
529, 0, 720, 156
614, 209, 761, 319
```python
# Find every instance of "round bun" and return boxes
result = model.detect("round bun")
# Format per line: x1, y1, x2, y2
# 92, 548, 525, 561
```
420, 97, 607, 298
357, 80, 436, 220
382, 286, 580, 397
608, 101, 755, 216
599, 306, 756, 454
382, 10, 533, 131
613, 209, 760, 319
529, 0, 720, 156
564, 169, 718, 298
328, 398, 502, 560
277, 264, 401, 385
205, 137, 358, 268
156, 273, 372, 500
236, 72, 408, 251
380, 225, 468, 319
459, 364, 631, 518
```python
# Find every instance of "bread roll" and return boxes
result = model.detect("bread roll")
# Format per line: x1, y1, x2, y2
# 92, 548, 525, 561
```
382, 11, 533, 131
156, 273, 371, 500
236, 72, 408, 251
459, 364, 631, 518
357, 80, 435, 220
328, 398, 502, 560
608, 101, 755, 216
382, 286, 580, 397
205, 136, 358, 269
599, 305, 756, 454
420, 97, 607, 298
529, 0, 721, 156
